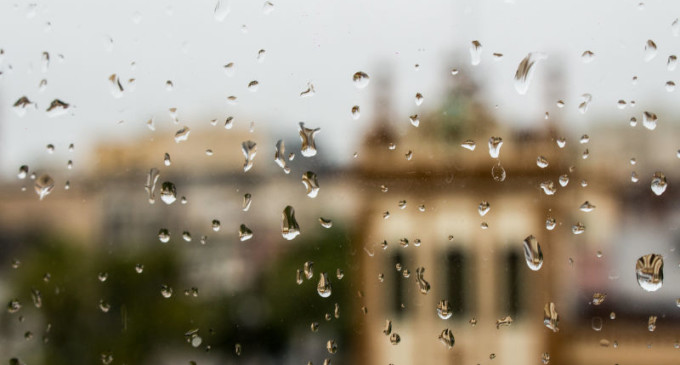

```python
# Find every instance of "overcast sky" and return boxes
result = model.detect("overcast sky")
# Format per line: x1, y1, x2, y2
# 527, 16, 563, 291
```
1, 0, 680, 177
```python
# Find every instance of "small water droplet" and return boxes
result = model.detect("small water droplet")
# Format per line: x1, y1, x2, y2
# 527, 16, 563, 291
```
12, 96, 35, 117
556, 137, 566, 148
488, 137, 503, 158
578, 93, 592, 114
415, 267, 431, 294
666, 81, 676, 92
492, 162, 506, 182
336, 269, 344, 279
414, 93, 424, 106
326, 339, 337, 354
223, 62, 235, 77
262, 1, 275, 14
514, 52, 548, 94
241, 140, 257, 172
135, 264, 144, 273
478, 201, 490, 216
160, 182, 177, 204
256, 49, 266, 63
592, 292, 606, 305
18, 165, 28, 179
239, 224, 253, 241
317, 272, 332, 298
409, 114, 419, 127
34, 174, 54, 200
352, 71, 370, 88
437, 300, 452, 320
274, 140, 290, 174
523, 235, 543, 271
214, 0, 230, 21
450, 68, 459, 75
300, 82, 315, 97
7, 299, 21, 313
496, 315, 513, 329
579, 201, 596, 212
461, 140, 476, 151
247, 80, 259, 92
545, 217, 556, 230
642, 111, 658, 130
543, 302, 559, 332
651, 172, 667, 195
319, 217, 333, 228
303, 261, 314, 280
636, 254, 663, 291
242, 193, 252, 211
160, 285, 173, 298
301, 171, 320, 198
299, 122, 320, 157
647, 315, 657, 331
383, 319, 392, 335
351, 105, 360, 119
571, 222, 585, 235
581, 50, 595, 63
389, 333, 401, 345
46, 99, 70, 117
540, 181, 556, 195
234, 343, 242, 356
536, 156, 549, 168
469, 40, 483, 66
281, 205, 300, 240
438, 328, 455, 348
158, 228, 170, 243
667, 55, 677, 71
644, 39, 658, 62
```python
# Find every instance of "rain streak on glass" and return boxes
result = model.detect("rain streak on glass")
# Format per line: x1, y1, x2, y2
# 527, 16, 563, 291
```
543, 302, 559, 332
635, 254, 664, 292
298, 122, 320, 157
239, 224, 253, 241
317, 272, 332, 298
438, 329, 455, 349
281, 205, 301, 240
352, 71, 370, 89
437, 300, 452, 320
488, 137, 503, 158
301, 171, 320, 198
241, 140, 257, 172
415, 267, 431, 294
469, 40, 483, 66
523, 235, 543, 271
643, 39, 658, 62
34, 174, 54, 200
514, 52, 547, 95
159, 182, 177, 205
650, 172, 667, 196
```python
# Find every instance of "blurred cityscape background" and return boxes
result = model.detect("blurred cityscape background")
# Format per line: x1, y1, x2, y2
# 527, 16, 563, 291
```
1, 1, 680, 365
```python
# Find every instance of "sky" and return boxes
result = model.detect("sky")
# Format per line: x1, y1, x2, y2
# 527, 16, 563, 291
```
1, 0, 680, 177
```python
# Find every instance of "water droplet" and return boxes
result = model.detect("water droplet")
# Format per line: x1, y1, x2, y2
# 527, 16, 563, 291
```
317, 272, 332, 298
13, 96, 35, 116
514, 52, 547, 94
523, 235, 543, 271
18, 165, 29, 179
543, 302, 559, 332
325, 339, 337, 354
488, 137, 503, 158
161, 152, 171, 167
214, 0, 230, 21
578, 93, 592, 114
158, 228, 170, 243
135, 264, 144, 274
644, 39, 658, 62
540, 181, 556, 196
383, 319, 392, 335
108, 74, 124, 98
299, 122, 320, 157
247, 80, 259, 92
666, 81, 676, 92
537, 156, 549, 168
636, 254, 663, 292
239, 224, 253, 241
450, 68, 459, 75
571, 222, 585, 235
409, 114, 419, 127
389, 333, 401, 345
492, 162, 506, 182
414, 93, 424, 106
160, 285, 173, 298
492, 52, 504, 61
302, 171, 320, 198
256, 49, 266, 63
351, 105, 360, 120
647, 315, 657, 332
352, 71, 370, 88
545, 217, 556, 230
592, 292, 606, 305
405, 150, 413, 160
319, 217, 333, 228
496, 315, 513, 329
98, 299, 111, 313
461, 140, 476, 151
642, 111, 658, 130
302, 261, 314, 280
241, 140, 257, 172
631, 171, 639, 182
383, 211, 390, 219
556, 137, 566, 148
46, 99, 70, 117
469, 40, 483, 66
300, 82, 315, 97
579, 201, 596, 212
336, 269, 344, 279
7, 299, 21, 313
262, 1, 275, 14
310, 322, 319, 332
273, 140, 290, 174
243, 193, 252, 211
651, 172, 667, 195
438, 328, 455, 349
667, 56, 678, 72
281, 205, 300, 240
223, 62, 235, 77
165, 80, 174, 91
174, 126, 190, 143
581, 50, 595, 63
34, 174, 54, 200
437, 300, 452, 320
478, 201, 490, 216
557, 174, 568, 187
415, 267, 431, 294
234, 343, 242, 356
160, 182, 177, 204
144, 168, 160, 204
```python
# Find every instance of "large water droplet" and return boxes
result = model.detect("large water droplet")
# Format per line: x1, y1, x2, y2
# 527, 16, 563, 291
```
299, 122, 320, 157
643, 40, 658, 62
635, 254, 663, 292
281, 205, 300, 240
239, 224, 253, 241
558, 174, 569, 187
242, 140, 257, 172
438, 328, 455, 349
523, 235, 543, 271
352, 71, 370, 88
469, 40, 483, 66
301, 171, 320, 198
488, 137, 503, 158
213, 0, 230, 21
514, 52, 547, 95
160, 181, 177, 204
415, 267, 431, 294
543, 302, 559, 332
437, 300, 452, 320
642, 111, 658, 130
34, 174, 54, 200
491, 162, 506, 182
650, 172, 667, 195
274, 140, 290, 174
317, 272, 332, 298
